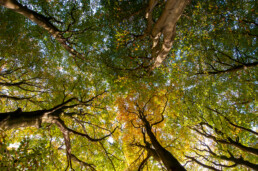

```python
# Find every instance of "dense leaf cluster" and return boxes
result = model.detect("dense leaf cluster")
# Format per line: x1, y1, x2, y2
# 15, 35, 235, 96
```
0, 0, 257, 170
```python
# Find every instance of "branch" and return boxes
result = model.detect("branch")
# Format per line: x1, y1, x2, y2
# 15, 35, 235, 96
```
193, 123, 258, 156
151, 94, 167, 127
68, 126, 117, 142
206, 107, 258, 135
99, 142, 116, 171
138, 154, 151, 171
48, 98, 77, 113
54, 119, 73, 170
55, 118, 117, 142
0, 94, 33, 101
80, 91, 107, 104
70, 154, 96, 171
185, 155, 220, 171
197, 61, 258, 74
0, 0, 86, 61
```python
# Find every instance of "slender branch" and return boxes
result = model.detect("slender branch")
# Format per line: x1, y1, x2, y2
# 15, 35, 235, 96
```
192, 122, 258, 156
197, 61, 258, 74
138, 154, 151, 171
0, 0, 86, 60
206, 107, 258, 136
55, 118, 117, 142
99, 142, 116, 171
185, 155, 220, 171
70, 154, 96, 171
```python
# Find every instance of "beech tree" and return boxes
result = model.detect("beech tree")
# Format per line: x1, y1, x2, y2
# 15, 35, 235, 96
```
0, 0, 257, 170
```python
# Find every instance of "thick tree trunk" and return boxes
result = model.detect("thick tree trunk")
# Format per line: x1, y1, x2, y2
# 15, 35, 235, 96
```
0, 98, 75, 130
0, 98, 105, 170
0, 109, 46, 129
141, 116, 186, 171
150, 0, 190, 70
0, 108, 63, 130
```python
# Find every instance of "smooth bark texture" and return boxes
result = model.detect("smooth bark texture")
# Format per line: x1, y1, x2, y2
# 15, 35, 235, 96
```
0, 108, 46, 129
149, 0, 190, 70
0, 98, 75, 130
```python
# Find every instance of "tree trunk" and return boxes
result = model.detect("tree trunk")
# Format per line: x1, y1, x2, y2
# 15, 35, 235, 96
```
150, 0, 190, 70
0, 108, 63, 130
142, 117, 186, 171
0, 109, 45, 129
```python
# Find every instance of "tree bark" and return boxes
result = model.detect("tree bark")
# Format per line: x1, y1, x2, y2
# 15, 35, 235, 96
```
150, 0, 190, 70
141, 116, 186, 171
0, 109, 46, 129
0, 98, 75, 129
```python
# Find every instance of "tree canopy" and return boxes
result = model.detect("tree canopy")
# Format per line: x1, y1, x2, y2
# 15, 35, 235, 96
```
0, 0, 257, 170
